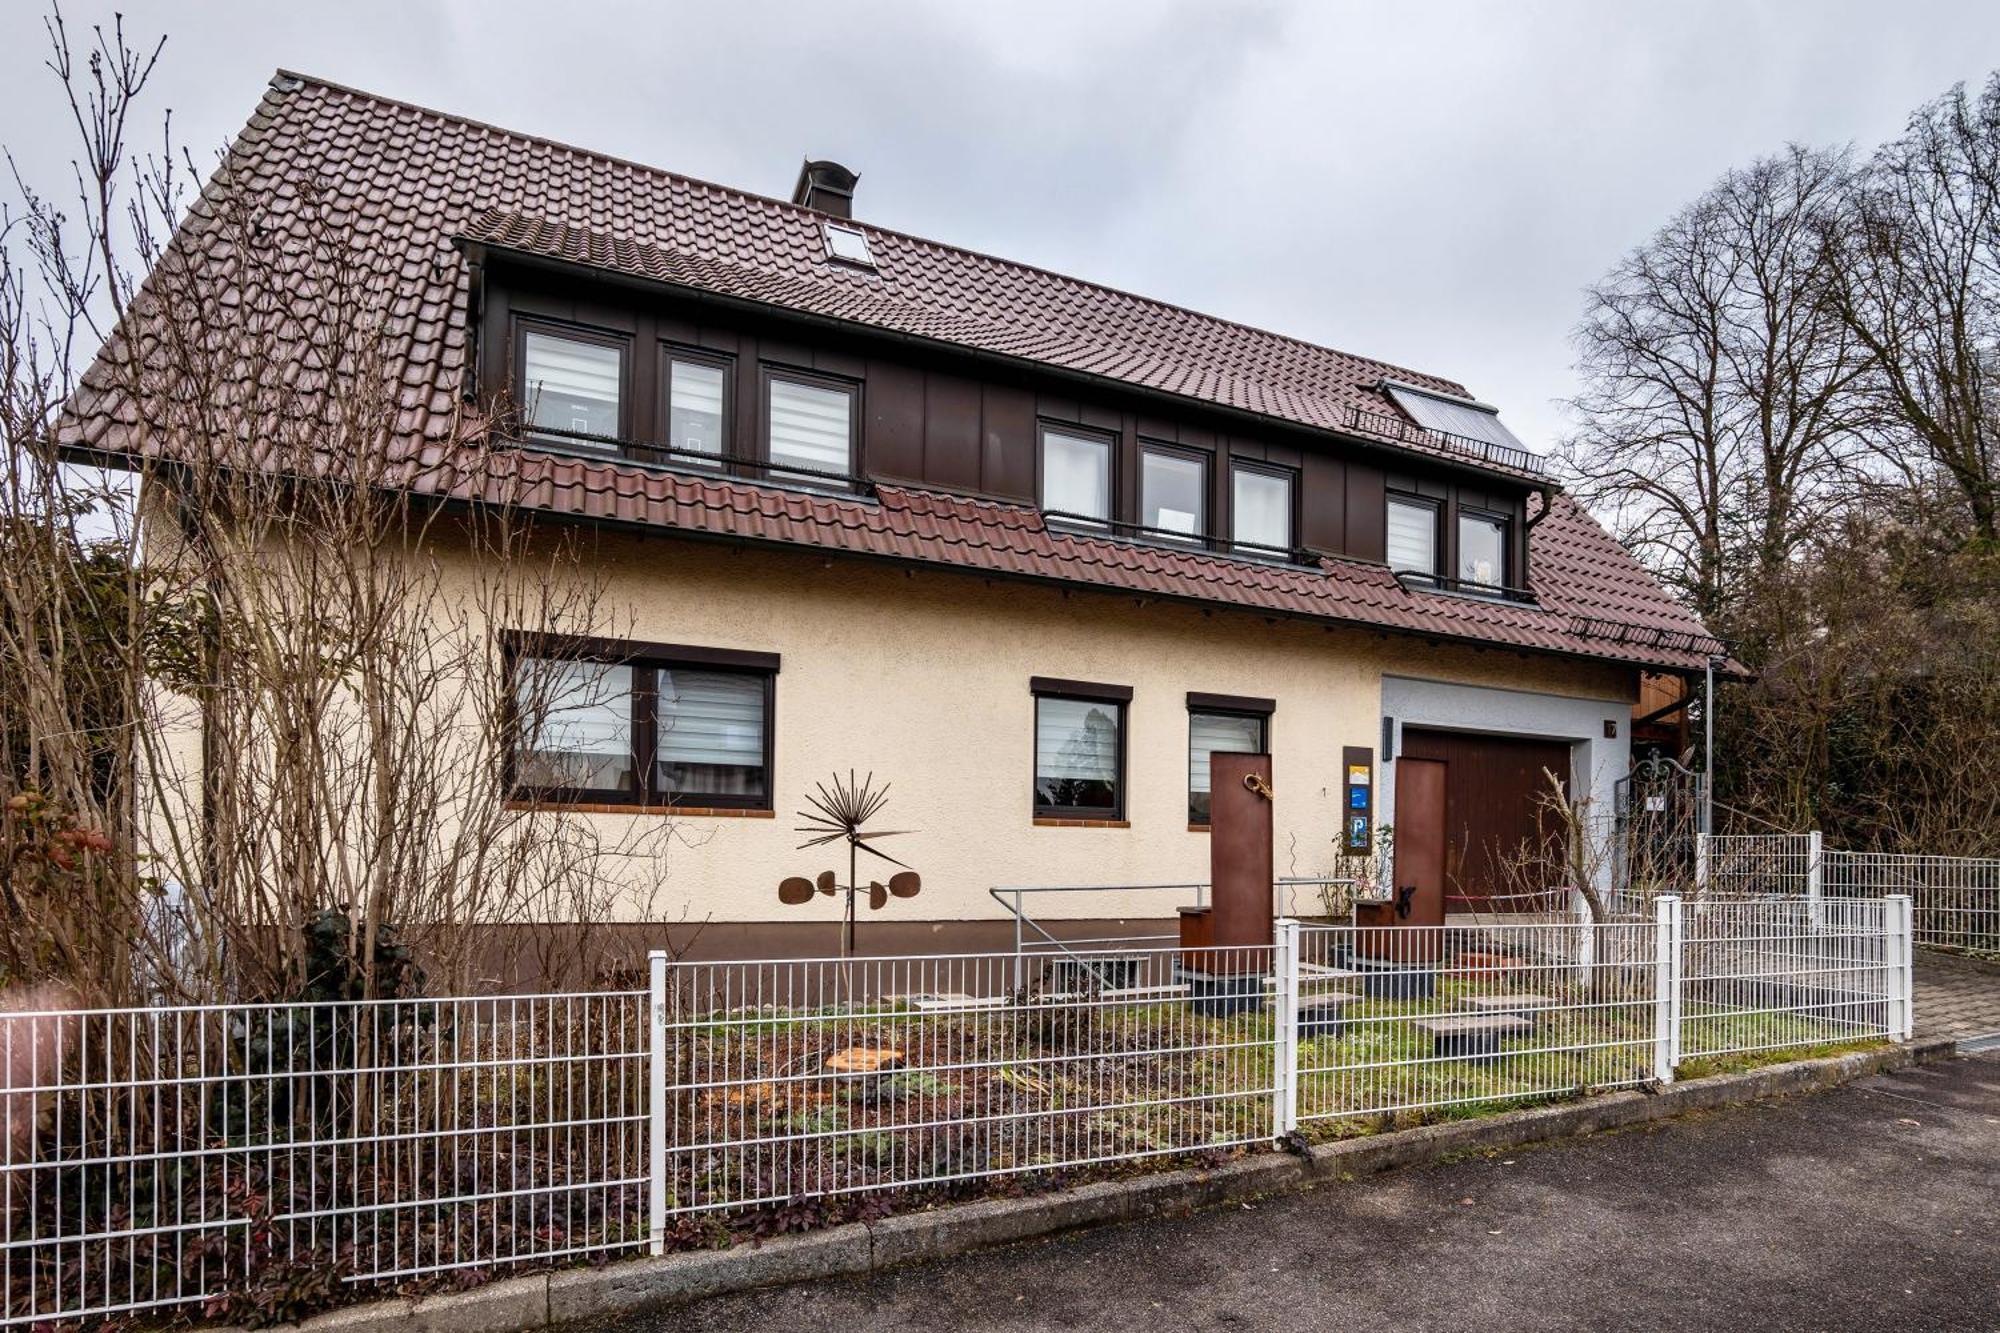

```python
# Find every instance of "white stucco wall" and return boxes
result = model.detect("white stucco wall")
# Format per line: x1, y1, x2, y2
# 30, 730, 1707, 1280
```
461, 530, 1638, 927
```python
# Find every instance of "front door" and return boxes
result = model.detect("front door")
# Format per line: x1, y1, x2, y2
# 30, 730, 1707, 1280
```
1393, 757, 1447, 927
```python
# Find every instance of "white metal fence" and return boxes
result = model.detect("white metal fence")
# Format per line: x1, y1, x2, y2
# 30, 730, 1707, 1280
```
0, 901, 1913, 1328
1698, 832, 2000, 954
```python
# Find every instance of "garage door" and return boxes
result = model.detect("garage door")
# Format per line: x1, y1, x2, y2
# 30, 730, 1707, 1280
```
1399, 728, 1571, 911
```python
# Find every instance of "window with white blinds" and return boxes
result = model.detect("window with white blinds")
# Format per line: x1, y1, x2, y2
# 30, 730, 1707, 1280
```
515, 660, 635, 792
512, 643, 777, 809
522, 330, 622, 446
1187, 711, 1265, 824
658, 669, 768, 799
667, 357, 726, 461
1034, 696, 1123, 816
1386, 496, 1439, 576
1041, 427, 1111, 523
1231, 465, 1293, 551
767, 375, 853, 481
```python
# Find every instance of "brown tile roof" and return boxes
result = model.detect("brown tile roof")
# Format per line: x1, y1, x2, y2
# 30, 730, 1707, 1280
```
431, 450, 1731, 674
70, 70, 1733, 676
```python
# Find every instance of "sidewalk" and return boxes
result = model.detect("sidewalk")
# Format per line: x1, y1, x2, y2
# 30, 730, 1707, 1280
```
590, 1054, 1999, 1332
1914, 952, 2000, 1043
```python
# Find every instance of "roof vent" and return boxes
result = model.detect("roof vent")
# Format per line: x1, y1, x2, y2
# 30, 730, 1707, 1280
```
791, 159, 858, 219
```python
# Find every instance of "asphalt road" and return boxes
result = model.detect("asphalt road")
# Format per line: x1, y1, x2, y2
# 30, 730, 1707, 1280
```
602, 1054, 2000, 1332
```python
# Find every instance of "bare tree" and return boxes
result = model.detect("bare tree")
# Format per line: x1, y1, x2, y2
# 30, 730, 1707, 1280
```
2, 10, 687, 1005
1561, 146, 1867, 627
1819, 74, 2000, 546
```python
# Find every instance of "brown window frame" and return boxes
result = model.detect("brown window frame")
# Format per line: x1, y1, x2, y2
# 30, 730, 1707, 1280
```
760, 363, 862, 487
503, 632, 780, 812
1385, 491, 1443, 580
1227, 458, 1298, 554
1139, 440, 1212, 543
1029, 676, 1131, 822
1455, 506, 1512, 590
1037, 422, 1118, 527
513, 316, 632, 451
656, 343, 735, 472
1185, 693, 1275, 827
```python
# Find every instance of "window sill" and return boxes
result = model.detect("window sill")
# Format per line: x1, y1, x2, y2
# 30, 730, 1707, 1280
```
1188, 823, 1211, 833
507, 800, 774, 819
1032, 817, 1131, 829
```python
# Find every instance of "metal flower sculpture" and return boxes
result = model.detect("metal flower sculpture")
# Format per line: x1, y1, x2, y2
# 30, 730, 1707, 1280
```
778, 770, 921, 956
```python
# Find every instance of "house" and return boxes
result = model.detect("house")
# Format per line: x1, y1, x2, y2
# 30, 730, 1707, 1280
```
69, 72, 1738, 960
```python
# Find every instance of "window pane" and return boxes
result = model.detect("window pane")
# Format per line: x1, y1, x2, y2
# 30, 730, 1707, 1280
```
1232, 467, 1292, 550
1459, 513, 1507, 586
1035, 696, 1120, 814
669, 359, 726, 461
517, 659, 635, 791
658, 669, 768, 800
1042, 429, 1110, 522
1188, 711, 1263, 824
523, 331, 621, 445
1386, 497, 1438, 575
768, 377, 852, 480
1142, 449, 1206, 537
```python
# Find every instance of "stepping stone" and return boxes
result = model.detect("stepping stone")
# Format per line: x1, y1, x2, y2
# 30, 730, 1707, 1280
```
1456, 993, 1555, 1026
1298, 991, 1361, 1040
1412, 1013, 1533, 1060
824, 1046, 904, 1073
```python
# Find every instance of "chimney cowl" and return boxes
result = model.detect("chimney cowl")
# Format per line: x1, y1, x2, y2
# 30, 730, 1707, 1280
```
792, 159, 858, 219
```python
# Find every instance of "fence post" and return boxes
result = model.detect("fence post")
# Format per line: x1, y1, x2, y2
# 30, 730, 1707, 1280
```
1653, 895, 1681, 1084
1806, 830, 1825, 930
1887, 895, 1915, 1041
648, 949, 668, 1255
1694, 834, 1710, 898
1274, 918, 1300, 1137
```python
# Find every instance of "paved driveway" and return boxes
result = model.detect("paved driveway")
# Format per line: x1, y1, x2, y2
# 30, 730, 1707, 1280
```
1915, 954, 2000, 1044
607, 1054, 2000, 1332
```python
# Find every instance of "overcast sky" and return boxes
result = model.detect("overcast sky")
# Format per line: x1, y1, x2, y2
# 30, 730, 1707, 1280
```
6, 1, 2000, 453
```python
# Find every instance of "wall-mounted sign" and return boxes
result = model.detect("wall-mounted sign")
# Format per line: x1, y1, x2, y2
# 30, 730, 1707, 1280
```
1341, 745, 1373, 853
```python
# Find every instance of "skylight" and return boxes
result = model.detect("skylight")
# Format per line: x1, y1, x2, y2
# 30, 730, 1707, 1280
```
824, 223, 875, 268
1382, 377, 1532, 450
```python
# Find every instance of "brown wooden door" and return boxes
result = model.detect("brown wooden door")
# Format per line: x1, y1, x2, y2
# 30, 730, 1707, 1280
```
1393, 757, 1447, 927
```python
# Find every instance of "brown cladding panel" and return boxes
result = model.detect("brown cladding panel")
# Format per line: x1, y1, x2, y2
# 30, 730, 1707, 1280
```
864, 359, 925, 481
1346, 467, 1387, 561
923, 372, 983, 491
980, 384, 1037, 499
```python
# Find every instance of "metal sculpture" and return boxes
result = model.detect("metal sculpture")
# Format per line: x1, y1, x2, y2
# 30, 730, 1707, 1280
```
778, 770, 921, 957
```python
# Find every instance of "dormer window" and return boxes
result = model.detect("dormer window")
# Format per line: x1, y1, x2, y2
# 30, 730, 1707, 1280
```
520, 325, 625, 449
824, 223, 874, 268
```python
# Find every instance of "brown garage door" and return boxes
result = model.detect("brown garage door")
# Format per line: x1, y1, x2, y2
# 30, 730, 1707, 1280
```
1399, 728, 1571, 911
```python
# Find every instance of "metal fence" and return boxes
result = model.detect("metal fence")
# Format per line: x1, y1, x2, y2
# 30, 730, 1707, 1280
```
0, 992, 650, 1328
0, 903, 1913, 1328
1699, 832, 2000, 954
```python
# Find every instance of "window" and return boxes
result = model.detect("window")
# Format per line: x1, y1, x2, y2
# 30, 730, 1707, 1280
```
824, 223, 875, 267
510, 637, 778, 810
1186, 694, 1272, 825
1458, 511, 1508, 588
664, 352, 728, 464
1231, 463, 1294, 552
516, 659, 637, 793
1041, 427, 1112, 525
1141, 445, 1207, 539
521, 328, 624, 447
765, 371, 855, 483
1386, 495, 1439, 577
1030, 678, 1130, 820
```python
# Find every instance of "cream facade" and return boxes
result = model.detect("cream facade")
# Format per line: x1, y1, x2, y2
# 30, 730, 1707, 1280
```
488, 527, 1639, 947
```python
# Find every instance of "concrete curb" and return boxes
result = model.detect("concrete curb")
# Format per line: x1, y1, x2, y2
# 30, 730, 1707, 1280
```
274, 1038, 1954, 1333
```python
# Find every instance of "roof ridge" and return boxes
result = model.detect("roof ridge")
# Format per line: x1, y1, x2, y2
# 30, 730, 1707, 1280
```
269, 68, 1472, 400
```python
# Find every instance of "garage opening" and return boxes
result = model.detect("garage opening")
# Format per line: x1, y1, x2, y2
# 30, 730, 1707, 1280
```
1398, 727, 1571, 914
